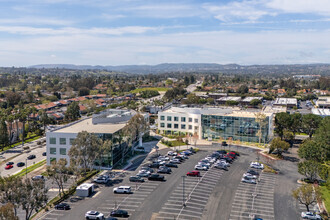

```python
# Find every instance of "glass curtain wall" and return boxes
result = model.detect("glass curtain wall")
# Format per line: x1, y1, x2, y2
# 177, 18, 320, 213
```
201, 115, 269, 143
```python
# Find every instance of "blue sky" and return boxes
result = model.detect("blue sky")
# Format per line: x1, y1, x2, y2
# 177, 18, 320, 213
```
0, 0, 329, 66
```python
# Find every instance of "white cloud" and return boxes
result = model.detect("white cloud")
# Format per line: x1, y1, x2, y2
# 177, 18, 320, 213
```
0, 17, 74, 26
267, 0, 330, 15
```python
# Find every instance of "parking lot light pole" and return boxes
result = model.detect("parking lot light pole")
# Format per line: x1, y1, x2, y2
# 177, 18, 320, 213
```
182, 176, 186, 207
25, 158, 27, 179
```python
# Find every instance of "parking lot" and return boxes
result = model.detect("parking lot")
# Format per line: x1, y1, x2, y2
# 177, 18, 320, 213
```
156, 166, 224, 220
229, 172, 277, 220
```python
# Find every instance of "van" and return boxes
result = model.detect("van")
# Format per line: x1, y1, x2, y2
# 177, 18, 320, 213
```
113, 186, 131, 194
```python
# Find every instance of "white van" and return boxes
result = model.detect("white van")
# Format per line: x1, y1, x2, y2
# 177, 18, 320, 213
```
113, 186, 131, 194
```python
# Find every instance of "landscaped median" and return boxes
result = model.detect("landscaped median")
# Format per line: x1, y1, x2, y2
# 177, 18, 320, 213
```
13, 159, 46, 178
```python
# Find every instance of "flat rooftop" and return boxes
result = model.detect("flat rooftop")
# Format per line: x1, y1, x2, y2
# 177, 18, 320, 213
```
53, 118, 126, 134
217, 96, 241, 101
242, 97, 263, 102
274, 98, 297, 105
312, 108, 330, 117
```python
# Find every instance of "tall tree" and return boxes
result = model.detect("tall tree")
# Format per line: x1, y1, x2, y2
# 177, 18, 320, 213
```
0, 203, 19, 220
39, 109, 50, 134
0, 118, 9, 150
20, 178, 48, 220
68, 131, 101, 174
46, 158, 71, 199
298, 140, 327, 163
298, 160, 321, 182
255, 112, 267, 144
302, 114, 322, 138
292, 184, 322, 212
65, 101, 80, 122
290, 113, 302, 137
0, 176, 21, 217
274, 112, 292, 140
269, 137, 290, 156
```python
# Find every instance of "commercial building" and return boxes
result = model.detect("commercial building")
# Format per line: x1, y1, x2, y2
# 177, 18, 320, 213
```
316, 96, 330, 108
158, 107, 273, 143
311, 108, 330, 117
217, 96, 241, 105
240, 97, 263, 106
208, 93, 227, 100
273, 98, 297, 109
46, 109, 147, 167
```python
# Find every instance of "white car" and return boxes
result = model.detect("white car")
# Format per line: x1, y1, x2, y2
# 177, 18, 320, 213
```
93, 175, 110, 184
113, 186, 131, 194
214, 164, 228, 170
195, 165, 208, 171
241, 178, 257, 184
250, 162, 264, 169
216, 160, 230, 166
243, 173, 257, 179
85, 210, 104, 220
158, 156, 170, 161
301, 212, 322, 219
170, 159, 181, 164
137, 170, 151, 177
199, 161, 211, 166
198, 162, 210, 169
167, 151, 177, 156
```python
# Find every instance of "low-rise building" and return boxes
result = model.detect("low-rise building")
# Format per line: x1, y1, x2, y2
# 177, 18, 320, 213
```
273, 98, 297, 109
217, 96, 241, 105
316, 96, 330, 108
158, 107, 273, 143
311, 108, 330, 117
241, 97, 263, 106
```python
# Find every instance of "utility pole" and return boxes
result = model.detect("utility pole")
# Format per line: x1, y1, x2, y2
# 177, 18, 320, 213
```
25, 158, 27, 179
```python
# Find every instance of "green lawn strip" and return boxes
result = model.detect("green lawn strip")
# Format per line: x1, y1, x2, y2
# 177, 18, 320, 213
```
13, 159, 46, 178
320, 185, 330, 214
130, 87, 168, 93
2, 135, 41, 151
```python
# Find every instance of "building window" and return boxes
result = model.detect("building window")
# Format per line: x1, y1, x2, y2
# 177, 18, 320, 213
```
50, 148, 56, 155
49, 137, 56, 144
69, 138, 75, 145
189, 118, 192, 122
60, 148, 66, 155
195, 126, 198, 130
167, 123, 172, 128
174, 124, 179, 129
181, 124, 186, 129
181, 117, 186, 122
189, 125, 192, 130
160, 123, 165, 128
194, 118, 198, 123
167, 116, 172, 121
60, 138, 66, 145
174, 116, 179, 121
160, 116, 165, 120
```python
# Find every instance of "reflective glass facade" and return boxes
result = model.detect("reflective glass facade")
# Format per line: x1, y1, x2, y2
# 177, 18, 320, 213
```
201, 115, 270, 143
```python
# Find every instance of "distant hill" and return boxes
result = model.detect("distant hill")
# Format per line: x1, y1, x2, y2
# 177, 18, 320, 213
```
29, 63, 330, 75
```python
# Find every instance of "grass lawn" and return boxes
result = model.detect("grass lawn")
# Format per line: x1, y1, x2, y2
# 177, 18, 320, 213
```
130, 87, 169, 93
2, 135, 41, 151
13, 159, 46, 178
320, 185, 330, 213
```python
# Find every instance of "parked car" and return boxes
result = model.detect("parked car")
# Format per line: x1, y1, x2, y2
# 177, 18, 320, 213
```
93, 175, 110, 184
217, 150, 227, 154
194, 165, 208, 171
32, 175, 45, 181
113, 186, 131, 194
5, 164, 13, 169
214, 163, 228, 171
186, 171, 200, 177
137, 170, 151, 177
243, 173, 257, 179
158, 156, 170, 161
157, 166, 171, 174
6, 162, 14, 166
42, 152, 47, 156
247, 169, 260, 176
165, 162, 178, 168
148, 174, 165, 181
27, 154, 36, 160
110, 209, 129, 218
129, 176, 145, 182
85, 210, 104, 220
17, 162, 25, 167
241, 178, 257, 184
170, 159, 181, 164
222, 141, 228, 146
167, 151, 177, 156
148, 163, 161, 168
230, 151, 240, 156
301, 211, 322, 219
141, 167, 154, 173
197, 162, 210, 169
250, 162, 264, 169
55, 203, 70, 210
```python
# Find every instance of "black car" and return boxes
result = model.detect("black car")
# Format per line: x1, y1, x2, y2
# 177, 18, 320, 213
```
222, 141, 228, 146
6, 162, 14, 166
165, 162, 178, 168
148, 174, 165, 181
110, 209, 129, 218
157, 167, 171, 174
247, 169, 260, 176
27, 155, 36, 160
129, 176, 145, 182
148, 163, 160, 168
173, 156, 184, 162
17, 162, 25, 167
55, 203, 70, 210
42, 152, 47, 156
105, 218, 118, 220
217, 150, 227, 154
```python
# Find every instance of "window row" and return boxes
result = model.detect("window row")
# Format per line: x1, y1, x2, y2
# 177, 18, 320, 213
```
49, 137, 75, 145
160, 123, 198, 130
49, 147, 67, 155
160, 115, 198, 123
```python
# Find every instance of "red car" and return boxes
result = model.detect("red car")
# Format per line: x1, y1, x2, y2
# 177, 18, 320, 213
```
5, 164, 13, 169
226, 154, 235, 160
186, 171, 200, 177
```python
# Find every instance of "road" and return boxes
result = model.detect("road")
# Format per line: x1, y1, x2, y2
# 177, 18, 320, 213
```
186, 81, 202, 93
0, 138, 47, 177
